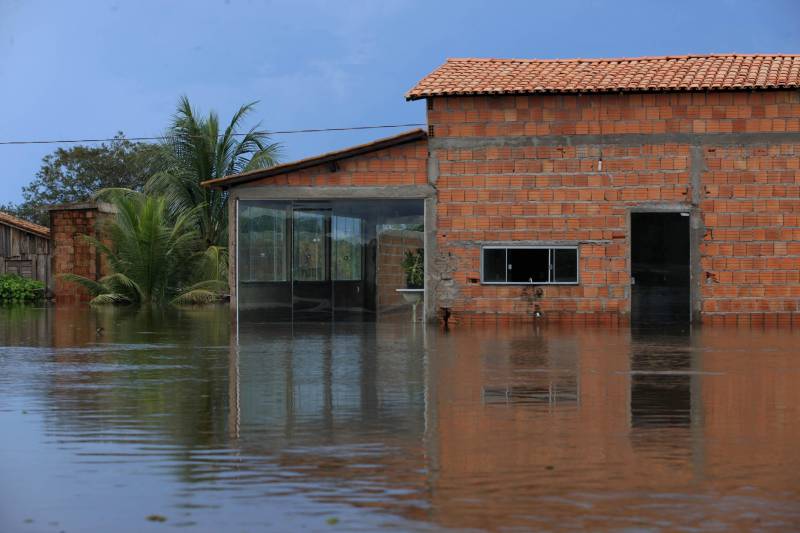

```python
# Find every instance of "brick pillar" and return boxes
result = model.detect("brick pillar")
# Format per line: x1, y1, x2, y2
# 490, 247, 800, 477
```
48, 202, 115, 304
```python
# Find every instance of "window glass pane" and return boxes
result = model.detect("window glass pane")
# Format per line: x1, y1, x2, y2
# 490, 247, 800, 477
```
553, 248, 578, 282
507, 249, 549, 283
332, 215, 363, 281
239, 206, 252, 282
483, 248, 507, 282
239, 203, 286, 282
293, 211, 328, 281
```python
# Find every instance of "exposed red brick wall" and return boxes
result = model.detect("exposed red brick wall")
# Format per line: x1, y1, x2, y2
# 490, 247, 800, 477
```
700, 144, 800, 326
428, 90, 800, 324
428, 91, 800, 137
50, 207, 112, 304
376, 230, 424, 315
241, 140, 428, 188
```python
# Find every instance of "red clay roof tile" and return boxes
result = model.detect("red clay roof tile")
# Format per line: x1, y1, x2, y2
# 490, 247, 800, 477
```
406, 54, 800, 100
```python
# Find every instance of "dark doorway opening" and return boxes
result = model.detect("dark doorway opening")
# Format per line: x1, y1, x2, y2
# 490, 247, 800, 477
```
631, 212, 691, 325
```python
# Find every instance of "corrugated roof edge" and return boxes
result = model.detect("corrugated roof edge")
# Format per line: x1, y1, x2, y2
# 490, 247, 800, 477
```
203, 128, 427, 189
0, 211, 50, 238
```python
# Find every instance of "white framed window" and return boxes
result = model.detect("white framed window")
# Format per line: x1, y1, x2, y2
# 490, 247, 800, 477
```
481, 246, 579, 285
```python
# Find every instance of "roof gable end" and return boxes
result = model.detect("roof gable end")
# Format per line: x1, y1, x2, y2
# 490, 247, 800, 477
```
0, 211, 50, 238
203, 128, 427, 189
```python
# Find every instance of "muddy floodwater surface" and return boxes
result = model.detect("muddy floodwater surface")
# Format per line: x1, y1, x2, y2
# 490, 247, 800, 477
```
0, 306, 799, 532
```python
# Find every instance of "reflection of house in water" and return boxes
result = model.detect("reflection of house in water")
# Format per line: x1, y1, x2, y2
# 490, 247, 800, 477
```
481, 331, 580, 406
424, 326, 800, 530
20, 305, 798, 531
231, 323, 427, 443
221, 324, 800, 530
226, 323, 431, 519
629, 330, 694, 430
482, 376, 579, 406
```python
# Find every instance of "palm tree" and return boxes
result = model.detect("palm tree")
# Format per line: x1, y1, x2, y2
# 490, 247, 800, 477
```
61, 189, 226, 305
147, 96, 280, 248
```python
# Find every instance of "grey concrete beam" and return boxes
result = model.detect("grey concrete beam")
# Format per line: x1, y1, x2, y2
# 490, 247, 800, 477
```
424, 196, 438, 323
689, 145, 707, 207
447, 239, 615, 248
427, 152, 440, 185
688, 146, 707, 322
234, 185, 436, 200
228, 195, 238, 328
628, 203, 693, 212
430, 131, 800, 150
689, 208, 704, 323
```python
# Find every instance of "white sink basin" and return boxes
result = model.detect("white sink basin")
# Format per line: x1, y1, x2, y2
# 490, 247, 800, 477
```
395, 289, 424, 321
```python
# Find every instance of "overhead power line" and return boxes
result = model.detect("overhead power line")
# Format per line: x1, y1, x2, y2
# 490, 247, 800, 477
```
0, 123, 426, 146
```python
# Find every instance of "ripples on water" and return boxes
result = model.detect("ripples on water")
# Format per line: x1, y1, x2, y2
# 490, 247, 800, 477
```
0, 305, 798, 532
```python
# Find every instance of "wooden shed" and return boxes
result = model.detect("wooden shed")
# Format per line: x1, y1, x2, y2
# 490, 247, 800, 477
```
0, 211, 50, 285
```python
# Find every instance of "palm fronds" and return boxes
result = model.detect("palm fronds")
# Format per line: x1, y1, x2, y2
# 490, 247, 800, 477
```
59, 96, 275, 308
196, 245, 229, 282
58, 273, 108, 296
147, 96, 281, 248
59, 190, 223, 306
90, 293, 133, 305
170, 289, 220, 306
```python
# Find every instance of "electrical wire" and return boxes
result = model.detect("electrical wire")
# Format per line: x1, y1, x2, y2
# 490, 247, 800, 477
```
0, 123, 426, 146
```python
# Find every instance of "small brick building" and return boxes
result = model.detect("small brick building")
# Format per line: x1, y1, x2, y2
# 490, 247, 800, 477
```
207, 54, 800, 326
49, 203, 115, 304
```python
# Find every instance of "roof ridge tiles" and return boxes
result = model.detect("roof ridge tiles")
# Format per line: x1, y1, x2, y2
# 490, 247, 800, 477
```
444, 53, 800, 63
407, 54, 800, 100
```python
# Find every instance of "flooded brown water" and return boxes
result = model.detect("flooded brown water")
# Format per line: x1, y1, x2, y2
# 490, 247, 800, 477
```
1, 306, 799, 532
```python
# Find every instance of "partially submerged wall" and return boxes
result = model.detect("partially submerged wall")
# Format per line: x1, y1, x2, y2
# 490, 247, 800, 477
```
49, 203, 115, 304
427, 90, 800, 324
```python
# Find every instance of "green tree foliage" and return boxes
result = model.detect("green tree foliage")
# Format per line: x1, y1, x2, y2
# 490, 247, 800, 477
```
60, 189, 226, 306
147, 96, 281, 248
401, 248, 425, 288
0, 274, 45, 302
1, 134, 172, 225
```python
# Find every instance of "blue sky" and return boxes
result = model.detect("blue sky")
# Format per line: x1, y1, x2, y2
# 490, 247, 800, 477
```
1, 0, 799, 203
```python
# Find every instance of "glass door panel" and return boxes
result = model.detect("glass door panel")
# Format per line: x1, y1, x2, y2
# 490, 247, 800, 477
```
332, 212, 368, 320
292, 209, 332, 320
238, 201, 291, 322
332, 215, 363, 281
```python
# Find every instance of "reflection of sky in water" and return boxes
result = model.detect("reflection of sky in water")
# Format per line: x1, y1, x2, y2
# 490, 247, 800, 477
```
1, 306, 799, 532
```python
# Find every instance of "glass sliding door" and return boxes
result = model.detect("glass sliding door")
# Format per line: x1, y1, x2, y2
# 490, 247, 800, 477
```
332, 215, 363, 281
292, 208, 332, 320
238, 199, 424, 323
331, 210, 367, 321
238, 201, 291, 322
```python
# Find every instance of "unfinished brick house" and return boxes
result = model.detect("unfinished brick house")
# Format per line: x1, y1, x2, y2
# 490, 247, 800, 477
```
206, 54, 800, 326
